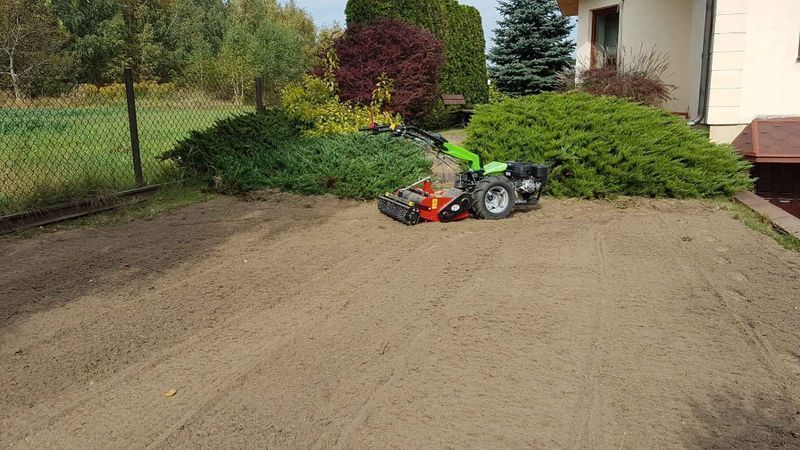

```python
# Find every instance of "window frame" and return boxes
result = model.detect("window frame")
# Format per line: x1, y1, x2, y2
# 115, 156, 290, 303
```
591, 5, 621, 68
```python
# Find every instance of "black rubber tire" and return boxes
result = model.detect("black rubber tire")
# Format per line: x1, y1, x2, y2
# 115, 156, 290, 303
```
471, 176, 516, 220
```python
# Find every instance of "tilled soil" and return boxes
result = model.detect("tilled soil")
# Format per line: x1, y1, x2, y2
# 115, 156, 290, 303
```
2, 192, 800, 449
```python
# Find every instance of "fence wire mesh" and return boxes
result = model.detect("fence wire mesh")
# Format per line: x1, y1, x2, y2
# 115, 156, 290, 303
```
0, 72, 254, 217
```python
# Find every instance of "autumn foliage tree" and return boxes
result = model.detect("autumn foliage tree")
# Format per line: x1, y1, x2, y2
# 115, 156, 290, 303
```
331, 19, 444, 124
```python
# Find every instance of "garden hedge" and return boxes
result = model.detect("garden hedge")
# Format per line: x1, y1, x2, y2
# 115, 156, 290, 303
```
465, 93, 753, 198
345, 0, 489, 108
165, 111, 431, 198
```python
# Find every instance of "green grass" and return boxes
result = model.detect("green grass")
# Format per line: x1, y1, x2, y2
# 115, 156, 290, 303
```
0, 97, 249, 215
723, 201, 800, 252
7, 183, 214, 238
439, 128, 467, 145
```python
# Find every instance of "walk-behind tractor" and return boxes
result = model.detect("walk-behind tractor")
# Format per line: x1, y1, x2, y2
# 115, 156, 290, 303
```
360, 124, 550, 225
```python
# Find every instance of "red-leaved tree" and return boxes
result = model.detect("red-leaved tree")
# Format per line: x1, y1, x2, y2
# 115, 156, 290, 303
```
331, 19, 444, 124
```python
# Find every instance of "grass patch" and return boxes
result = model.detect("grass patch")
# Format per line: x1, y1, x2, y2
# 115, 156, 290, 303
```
7, 183, 213, 238
0, 98, 249, 215
440, 128, 467, 145
723, 201, 800, 252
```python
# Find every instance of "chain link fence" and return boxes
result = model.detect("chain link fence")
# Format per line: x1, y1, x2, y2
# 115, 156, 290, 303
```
0, 69, 259, 218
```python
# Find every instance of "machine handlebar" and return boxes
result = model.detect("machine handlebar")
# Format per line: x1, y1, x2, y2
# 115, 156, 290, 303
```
360, 124, 448, 148
359, 124, 394, 133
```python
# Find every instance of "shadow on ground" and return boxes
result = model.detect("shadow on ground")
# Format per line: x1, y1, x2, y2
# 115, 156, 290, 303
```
0, 191, 355, 331
686, 390, 800, 449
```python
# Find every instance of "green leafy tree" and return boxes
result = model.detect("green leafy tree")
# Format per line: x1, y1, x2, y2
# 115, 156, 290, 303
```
167, 0, 227, 88
215, 23, 259, 103
248, 19, 306, 102
8, 0, 316, 93
275, 0, 317, 64
488, 0, 575, 96
214, 18, 305, 103
0, 0, 72, 99
51, 0, 128, 84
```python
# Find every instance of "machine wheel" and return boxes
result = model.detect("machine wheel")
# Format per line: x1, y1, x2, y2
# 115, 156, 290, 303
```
471, 176, 515, 220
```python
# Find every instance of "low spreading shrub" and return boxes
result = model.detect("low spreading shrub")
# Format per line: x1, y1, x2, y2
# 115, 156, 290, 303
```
466, 93, 753, 198
164, 111, 430, 198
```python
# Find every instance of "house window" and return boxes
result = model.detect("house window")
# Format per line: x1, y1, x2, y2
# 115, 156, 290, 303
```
592, 6, 620, 67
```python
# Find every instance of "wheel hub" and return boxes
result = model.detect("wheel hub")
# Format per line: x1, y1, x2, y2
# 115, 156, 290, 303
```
485, 186, 510, 213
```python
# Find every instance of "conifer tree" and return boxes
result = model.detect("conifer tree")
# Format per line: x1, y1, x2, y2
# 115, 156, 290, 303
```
488, 0, 574, 96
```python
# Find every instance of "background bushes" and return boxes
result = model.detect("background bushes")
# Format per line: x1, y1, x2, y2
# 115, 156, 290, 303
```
165, 110, 430, 198
466, 93, 752, 198
438, 3, 489, 106
281, 75, 399, 136
570, 47, 676, 107
345, 0, 489, 116
332, 19, 444, 124
3, 0, 317, 102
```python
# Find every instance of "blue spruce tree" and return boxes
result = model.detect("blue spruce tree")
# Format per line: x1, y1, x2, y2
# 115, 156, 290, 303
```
489, 0, 575, 96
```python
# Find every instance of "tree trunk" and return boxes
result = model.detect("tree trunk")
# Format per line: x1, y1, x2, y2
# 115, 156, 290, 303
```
232, 77, 241, 105
8, 53, 23, 101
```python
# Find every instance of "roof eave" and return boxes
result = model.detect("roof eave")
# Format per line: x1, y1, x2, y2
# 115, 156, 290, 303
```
557, 0, 579, 16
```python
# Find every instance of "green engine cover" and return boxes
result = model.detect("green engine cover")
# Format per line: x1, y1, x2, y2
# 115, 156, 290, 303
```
482, 161, 508, 175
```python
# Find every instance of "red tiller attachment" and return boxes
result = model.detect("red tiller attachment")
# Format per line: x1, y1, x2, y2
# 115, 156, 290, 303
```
377, 178, 471, 225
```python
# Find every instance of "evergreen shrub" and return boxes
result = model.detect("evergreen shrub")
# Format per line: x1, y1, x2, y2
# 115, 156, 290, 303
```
165, 111, 430, 198
466, 93, 753, 198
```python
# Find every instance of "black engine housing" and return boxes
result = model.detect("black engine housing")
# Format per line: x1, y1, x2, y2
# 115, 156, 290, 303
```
506, 162, 550, 179
455, 161, 550, 208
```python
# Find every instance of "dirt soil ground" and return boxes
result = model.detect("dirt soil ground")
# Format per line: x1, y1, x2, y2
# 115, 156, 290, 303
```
2, 193, 800, 449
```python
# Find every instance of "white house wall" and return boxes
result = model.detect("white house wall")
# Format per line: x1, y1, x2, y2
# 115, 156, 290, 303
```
686, 0, 709, 119
706, 0, 748, 134
740, 0, 800, 120
707, 0, 800, 142
575, 0, 703, 116
573, 0, 800, 143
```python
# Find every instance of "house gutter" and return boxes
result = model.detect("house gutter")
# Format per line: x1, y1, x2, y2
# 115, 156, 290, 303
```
689, 0, 716, 126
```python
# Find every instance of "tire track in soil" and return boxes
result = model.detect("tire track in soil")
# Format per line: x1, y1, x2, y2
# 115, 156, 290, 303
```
651, 212, 800, 446
148, 230, 464, 448
569, 228, 611, 449
311, 231, 495, 449
309, 232, 477, 449
4, 197, 800, 448
654, 213, 800, 396
2, 206, 377, 447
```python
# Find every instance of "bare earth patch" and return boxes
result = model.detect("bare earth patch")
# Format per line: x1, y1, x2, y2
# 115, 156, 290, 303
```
1, 193, 800, 448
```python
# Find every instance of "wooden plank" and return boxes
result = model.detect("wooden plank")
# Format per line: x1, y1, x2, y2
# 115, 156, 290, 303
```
734, 191, 800, 239
442, 94, 466, 105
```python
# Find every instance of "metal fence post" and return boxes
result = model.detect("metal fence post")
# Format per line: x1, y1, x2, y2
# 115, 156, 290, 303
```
124, 68, 145, 187
255, 77, 265, 113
